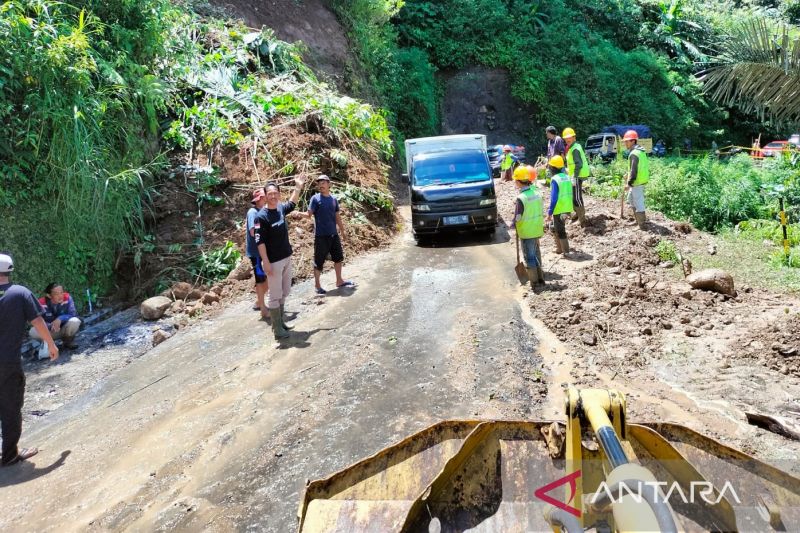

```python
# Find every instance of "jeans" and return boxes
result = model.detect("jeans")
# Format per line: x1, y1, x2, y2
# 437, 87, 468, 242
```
521, 238, 542, 268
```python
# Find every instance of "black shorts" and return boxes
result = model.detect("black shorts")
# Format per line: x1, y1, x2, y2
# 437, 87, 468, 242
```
250, 256, 267, 284
313, 234, 344, 270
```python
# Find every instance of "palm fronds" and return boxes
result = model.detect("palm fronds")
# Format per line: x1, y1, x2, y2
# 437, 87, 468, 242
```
699, 19, 800, 126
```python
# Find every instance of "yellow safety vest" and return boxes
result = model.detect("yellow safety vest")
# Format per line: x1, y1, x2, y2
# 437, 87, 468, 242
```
516, 187, 544, 239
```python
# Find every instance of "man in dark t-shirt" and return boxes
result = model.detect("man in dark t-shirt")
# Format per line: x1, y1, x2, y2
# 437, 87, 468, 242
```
0, 253, 58, 466
255, 177, 305, 340
307, 174, 354, 295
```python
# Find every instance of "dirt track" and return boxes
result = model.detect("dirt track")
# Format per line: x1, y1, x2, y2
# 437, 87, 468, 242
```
2, 187, 800, 531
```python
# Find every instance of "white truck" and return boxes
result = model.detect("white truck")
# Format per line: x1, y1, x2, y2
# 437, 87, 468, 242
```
402, 135, 497, 241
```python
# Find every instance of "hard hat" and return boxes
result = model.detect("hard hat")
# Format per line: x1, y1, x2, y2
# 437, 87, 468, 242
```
549, 155, 565, 169
527, 164, 538, 181
562, 127, 576, 139
502, 145, 512, 152
0, 253, 14, 274
513, 166, 530, 181
623, 130, 639, 141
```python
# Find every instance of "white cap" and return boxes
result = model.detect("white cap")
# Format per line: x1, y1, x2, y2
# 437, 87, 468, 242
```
0, 253, 13, 274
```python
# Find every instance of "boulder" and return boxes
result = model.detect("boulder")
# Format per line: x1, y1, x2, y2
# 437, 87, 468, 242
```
686, 269, 735, 296
227, 259, 253, 281
152, 329, 171, 346
140, 296, 172, 321
187, 288, 205, 301
201, 292, 220, 305
169, 282, 193, 300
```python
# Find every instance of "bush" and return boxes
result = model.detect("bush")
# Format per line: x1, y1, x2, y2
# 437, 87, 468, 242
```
191, 241, 241, 282
655, 239, 679, 263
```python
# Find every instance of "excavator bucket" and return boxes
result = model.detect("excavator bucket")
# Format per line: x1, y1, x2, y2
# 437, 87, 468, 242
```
298, 390, 800, 532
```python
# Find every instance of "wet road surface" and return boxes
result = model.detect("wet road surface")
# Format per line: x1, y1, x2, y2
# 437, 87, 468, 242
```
0, 219, 545, 531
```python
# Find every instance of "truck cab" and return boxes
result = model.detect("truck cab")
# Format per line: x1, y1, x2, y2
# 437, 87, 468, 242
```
404, 135, 497, 241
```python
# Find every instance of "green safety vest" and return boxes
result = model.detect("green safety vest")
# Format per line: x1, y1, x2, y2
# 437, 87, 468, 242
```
629, 147, 650, 186
516, 188, 544, 239
552, 173, 574, 215
500, 153, 514, 171
567, 142, 590, 179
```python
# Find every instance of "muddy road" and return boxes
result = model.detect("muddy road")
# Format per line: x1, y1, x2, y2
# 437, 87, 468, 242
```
0, 215, 545, 532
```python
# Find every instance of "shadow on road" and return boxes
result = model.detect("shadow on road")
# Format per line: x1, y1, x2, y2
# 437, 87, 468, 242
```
416, 226, 510, 249
0, 450, 71, 487
277, 328, 336, 350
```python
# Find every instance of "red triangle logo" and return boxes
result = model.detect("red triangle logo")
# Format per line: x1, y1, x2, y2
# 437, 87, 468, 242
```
534, 469, 582, 517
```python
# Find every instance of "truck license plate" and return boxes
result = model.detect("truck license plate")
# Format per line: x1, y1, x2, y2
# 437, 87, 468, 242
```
443, 215, 469, 225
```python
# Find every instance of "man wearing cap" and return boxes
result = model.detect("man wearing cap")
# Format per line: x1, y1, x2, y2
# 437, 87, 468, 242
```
246, 188, 269, 318
622, 129, 649, 229
307, 175, 354, 295
0, 253, 58, 466
255, 176, 305, 340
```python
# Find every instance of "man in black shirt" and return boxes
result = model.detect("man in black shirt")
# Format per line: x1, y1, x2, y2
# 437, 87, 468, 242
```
255, 177, 306, 340
0, 253, 58, 466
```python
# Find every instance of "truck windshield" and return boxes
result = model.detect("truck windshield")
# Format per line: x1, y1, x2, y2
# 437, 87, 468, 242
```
412, 150, 490, 187
586, 136, 605, 149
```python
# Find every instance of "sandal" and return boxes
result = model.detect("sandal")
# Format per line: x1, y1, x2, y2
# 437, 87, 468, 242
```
315, 287, 327, 295
336, 280, 355, 288
2, 447, 38, 466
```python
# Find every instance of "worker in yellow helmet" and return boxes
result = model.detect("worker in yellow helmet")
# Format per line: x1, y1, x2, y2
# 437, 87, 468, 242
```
562, 127, 590, 226
545, 155, 573, 254
511, 165, 546, 289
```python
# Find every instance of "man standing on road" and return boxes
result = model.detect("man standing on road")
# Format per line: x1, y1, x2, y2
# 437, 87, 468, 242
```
545, 156, 574, 254
255, 177, 305, 340
511, 167, 546, 289
308, 175, 354, 295
622, 130, 649, 230
563, 127, 590, 226
0, 253, 58, 466
246, 188, 269, 318
545, 126, 566, 159
499, 145, 517, 181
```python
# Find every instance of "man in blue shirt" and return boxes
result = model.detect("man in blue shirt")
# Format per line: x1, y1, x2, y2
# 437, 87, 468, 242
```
307, 175, 354, 295
0, 253, 58, 466
246, 188, 268, 318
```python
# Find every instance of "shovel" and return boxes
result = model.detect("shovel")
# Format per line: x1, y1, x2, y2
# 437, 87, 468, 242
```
514, 233, 529, 285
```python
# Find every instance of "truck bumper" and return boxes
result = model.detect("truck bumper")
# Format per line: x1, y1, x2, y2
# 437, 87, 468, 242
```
411, 207, 497, 236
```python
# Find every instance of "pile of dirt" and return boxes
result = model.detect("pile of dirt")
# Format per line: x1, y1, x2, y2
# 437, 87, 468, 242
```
203, 0, 361, 91
494, 177, 800, 379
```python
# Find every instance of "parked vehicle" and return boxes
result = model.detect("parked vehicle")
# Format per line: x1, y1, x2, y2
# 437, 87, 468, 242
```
762, 140, 789, 157
788, 133, 799, 146
403, 135, 497, 241
585, 125, 653, 161
487, 144, 525, 178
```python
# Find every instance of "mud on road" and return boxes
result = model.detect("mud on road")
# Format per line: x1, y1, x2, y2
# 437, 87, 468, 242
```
0, 214, 544, 532
3, 182, 800, 531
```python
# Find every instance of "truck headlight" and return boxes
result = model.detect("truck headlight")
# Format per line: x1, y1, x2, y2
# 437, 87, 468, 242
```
413, 204, 431, 212
479, 199, 496, 206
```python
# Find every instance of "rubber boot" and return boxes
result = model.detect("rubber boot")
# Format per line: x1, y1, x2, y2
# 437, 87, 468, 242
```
536, 267, 546, 285
526, 267, 537, 289
635, 211, 647, 230
575, 206, 587, 226
280, 304, 293, 330
269, 307, 290, 340
560, 238, 570, 254
553, 234, 563, 254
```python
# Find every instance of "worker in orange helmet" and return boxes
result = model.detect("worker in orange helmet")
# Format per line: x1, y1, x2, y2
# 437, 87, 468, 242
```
622, 129, 649, 229
499, 145, 517, 181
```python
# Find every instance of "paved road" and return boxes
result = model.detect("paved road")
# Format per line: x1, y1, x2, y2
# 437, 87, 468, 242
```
0, 217, 545, 532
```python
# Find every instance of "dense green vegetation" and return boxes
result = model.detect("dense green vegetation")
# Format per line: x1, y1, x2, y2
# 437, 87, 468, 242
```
0, 0, 392, 306
589, 153, 800, 266
334, 0, 798, 149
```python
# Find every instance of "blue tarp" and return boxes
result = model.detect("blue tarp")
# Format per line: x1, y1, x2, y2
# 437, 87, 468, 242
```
601, 125, 652, 139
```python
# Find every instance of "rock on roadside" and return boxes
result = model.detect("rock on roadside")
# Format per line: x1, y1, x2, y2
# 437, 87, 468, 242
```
686, 268, 735, 296
141, 296, 173, 321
